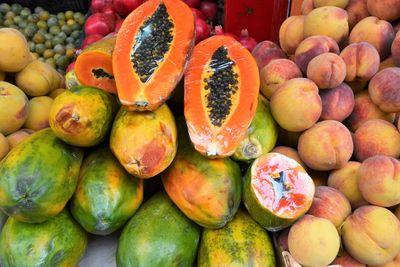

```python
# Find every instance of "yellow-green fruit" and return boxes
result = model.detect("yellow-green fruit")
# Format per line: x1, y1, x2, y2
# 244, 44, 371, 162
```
0, 71, 4, 81
49, 88, 67, 99
313, 0, 349, 8
288, 214, 340, 267
0, 81, 29, 135
24, 96, 53, 131
0, 28, 32, 72
65, 70, 81, 89
6, 129, 34, 150
15, 60, 59, 97
0, 133, 9, 160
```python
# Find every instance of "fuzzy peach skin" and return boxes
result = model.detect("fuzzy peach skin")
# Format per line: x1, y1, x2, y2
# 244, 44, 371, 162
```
358, 155, 400, 207
346, 0, 370, 29
270, 78, 322, 132
348, 16, 395, 60
301, 0, 315, 15
369, 253, 400, 267
328, 161, 368, 209
259, 59, 302, 99
313, 0, 349, 8
354, 119, 400, 161
298, 120, 353, 171
307, 52, 347, 89
342, 205, 400, 266
379, 57, 397, 71
279, 16, 305, 55
295, 35, 340, 73
332, 251, 366, 267
251, 40, 287, 69
340, 42, 380, 82
6, 128, 34, 150
391, 32, 400, 67
272, 146, 308, 170
344, 91, 395, 132
319, 83, 355, 121
366, 0, 400, 22
368, 67, 400, 113
307, 186, 351, 227
304, 6, 349, 45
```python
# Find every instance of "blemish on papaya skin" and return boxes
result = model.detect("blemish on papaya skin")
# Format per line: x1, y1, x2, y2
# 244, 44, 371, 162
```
140, 140, 166, 176
55, 105, 82, 134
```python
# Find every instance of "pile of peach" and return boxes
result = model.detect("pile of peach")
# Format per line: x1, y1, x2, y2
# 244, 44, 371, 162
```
252, 0, 400, 266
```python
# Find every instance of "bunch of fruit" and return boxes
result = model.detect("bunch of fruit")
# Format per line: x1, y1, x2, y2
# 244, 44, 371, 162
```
1, 0, 400, 266
0, 28, 65, 162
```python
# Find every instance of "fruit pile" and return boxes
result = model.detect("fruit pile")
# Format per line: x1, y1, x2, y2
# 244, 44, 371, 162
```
0, 3, 85, 73
0, 0, 400, 266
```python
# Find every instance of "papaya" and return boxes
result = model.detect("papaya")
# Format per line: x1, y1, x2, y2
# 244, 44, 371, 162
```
0, 210, 6, 231
0, 128, 83, 223
110, 104, 177, 179
162, 118, 242, 228
232, 95, 278, 162
198, 209, 276, 267
117, 191, 200, 267
75, 35, 117, 94
70, 148, 143, 235
6, 128, 34, 150
184, 35, 259, 158
65, 70, 81, 89
0, 132, 9, 161
113, 0, 195, 111
49, 86, 117, 147
0, 210, 87, 267
243, 153, 315, 231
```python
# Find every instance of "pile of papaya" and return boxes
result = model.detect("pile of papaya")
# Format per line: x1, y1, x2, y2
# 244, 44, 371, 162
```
1, 0, 400, 266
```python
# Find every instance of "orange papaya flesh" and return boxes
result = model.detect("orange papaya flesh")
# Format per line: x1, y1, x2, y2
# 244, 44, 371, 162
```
113, 0, 195, 111
184, 35, 259, 158
75, 36, 117, 94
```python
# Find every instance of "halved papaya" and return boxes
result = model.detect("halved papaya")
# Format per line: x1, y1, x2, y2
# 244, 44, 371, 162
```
184, 35, 259, 158
75, 35, 117, 94
243, 153, 315, 231
113, 0, 195, 111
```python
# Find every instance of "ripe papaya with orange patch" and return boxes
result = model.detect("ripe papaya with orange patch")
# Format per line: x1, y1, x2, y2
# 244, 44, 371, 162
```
113, 0, 195, 111
184, 35, 259, 158
75, 35, 117, 94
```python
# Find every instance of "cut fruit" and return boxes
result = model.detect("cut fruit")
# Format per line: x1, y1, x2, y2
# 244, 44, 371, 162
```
75, 35, 117, 94
243, 152, 315, 231
184, 35, 259, 158
113, 0, 195, 111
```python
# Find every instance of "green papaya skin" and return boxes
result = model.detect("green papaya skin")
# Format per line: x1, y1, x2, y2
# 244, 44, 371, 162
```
0, 128, 84, 223
0, 210, 87, 267
70, 147, 143, 235
117, 191, 200, 267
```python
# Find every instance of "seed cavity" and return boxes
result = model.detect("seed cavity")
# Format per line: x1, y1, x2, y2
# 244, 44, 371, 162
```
92, 68, 114, 80
205, 46, 239, 127
131, 4, 174, 83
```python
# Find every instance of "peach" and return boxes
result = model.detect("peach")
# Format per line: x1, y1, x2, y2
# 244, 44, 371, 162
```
301, 0, 315, 15
379, 57, 396, 71
298, 120, 353, 171
295, 35, 340, 73
347, 80, 367, 93
307, 52, 347, 89
349, 16, 395, 60
279, 16, 306, 55
344, 91, 395, 132
251, 41, 287, 70
332, 251, 367, 266
354, 119, 400, 161
277, 126, 303, 148
392, 32, 400, 66
23, 96, 53, 131
313, 0, 349, 8
367, 0, 400, 22
0, 132, 9, 161
270, 78, 322, 132
304, 6, 349, 45
340, 42, 380, 82
369, 253, 400, 267
342, 205, 400, 266
272, 146, 308, 170
288, 215, 340, 267
6, 128, 34, 150
368, 68, 400, 112
307, 186, 351, 227
328, 161, 369, 209
259, 59, 302, 99
320, 83, 355, 121
358, 155, 400, 207
346, 0, 370, 29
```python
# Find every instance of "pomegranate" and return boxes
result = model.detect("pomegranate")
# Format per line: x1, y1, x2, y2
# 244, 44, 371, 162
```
239, 29, 258, 51
183, 0, 201, 8
81, 34, 104, 49
200, 1, 218, 21
102, 5, 119, 21
114, 19, 124, 32
66, 61, 75, 72
191, 8, 205, 20
91, 0, 113, 13
214, 25, 238, 40
195, 17, 211, 44
113, 0, 143, 17
84, 13, 115, 36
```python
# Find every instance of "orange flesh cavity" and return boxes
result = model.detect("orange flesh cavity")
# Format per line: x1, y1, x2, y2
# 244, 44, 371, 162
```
251, 153, 314, 218
184, 36, 259, 157
113, 0, 195, 111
